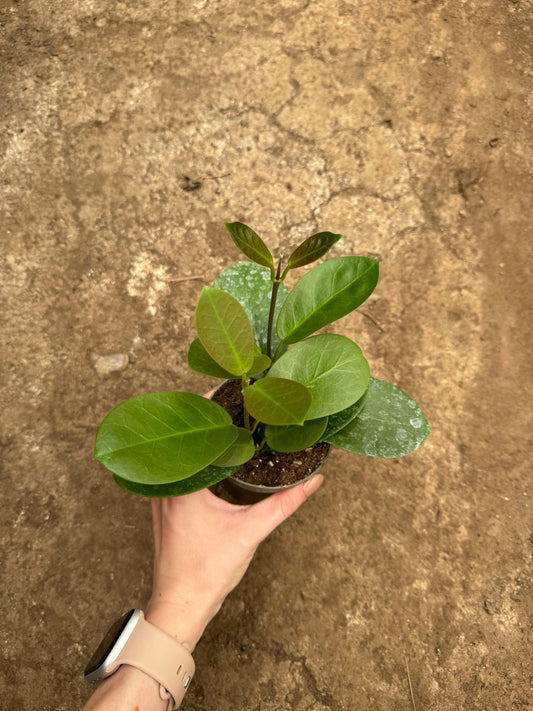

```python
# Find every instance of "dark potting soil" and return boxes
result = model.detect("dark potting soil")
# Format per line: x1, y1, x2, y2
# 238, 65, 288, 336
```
211, 379, 330, 487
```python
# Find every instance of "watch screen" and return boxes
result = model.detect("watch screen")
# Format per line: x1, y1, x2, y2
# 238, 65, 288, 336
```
84, 610, 135, 676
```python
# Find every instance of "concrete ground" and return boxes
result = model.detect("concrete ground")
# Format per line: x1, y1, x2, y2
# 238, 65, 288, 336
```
2, 0, 532, 709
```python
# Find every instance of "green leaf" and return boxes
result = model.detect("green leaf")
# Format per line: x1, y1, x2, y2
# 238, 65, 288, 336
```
243, 377, 312, 425
277, 256, 379, 344
247, 346, 271, 377
322, 388, 369, 440
268, 334, 369, 419
325, 378, 430, 458
195, 286, 255, 376
214, 261, 288, 354
265, 417, 328, 453
224, 222, 274, 272
212, 427, 255, 467
188, 338, 237, 379
113, 464, 239, 498
286, 231, 342, 271
94, 392, 239, 484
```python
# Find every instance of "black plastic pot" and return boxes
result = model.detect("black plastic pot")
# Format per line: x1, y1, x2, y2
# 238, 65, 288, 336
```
209, 381, 330, 505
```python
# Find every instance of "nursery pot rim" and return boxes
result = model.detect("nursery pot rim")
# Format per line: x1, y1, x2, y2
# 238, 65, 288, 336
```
209, 379, 330, 503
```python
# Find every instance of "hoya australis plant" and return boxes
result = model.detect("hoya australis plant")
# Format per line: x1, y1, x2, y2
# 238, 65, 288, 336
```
94, 222, 430, 498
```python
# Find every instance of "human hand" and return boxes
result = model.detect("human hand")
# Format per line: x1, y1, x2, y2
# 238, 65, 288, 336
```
145, 390, 324, 650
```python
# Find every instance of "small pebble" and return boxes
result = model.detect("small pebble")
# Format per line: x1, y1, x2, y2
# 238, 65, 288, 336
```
92, 353, 129, 377
240, 645, 247, 652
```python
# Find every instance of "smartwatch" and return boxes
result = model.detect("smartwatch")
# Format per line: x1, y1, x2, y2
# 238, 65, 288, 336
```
84, 609, 195, 710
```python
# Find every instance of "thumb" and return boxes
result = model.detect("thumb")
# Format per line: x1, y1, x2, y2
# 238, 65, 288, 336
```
245, 474, 324, 544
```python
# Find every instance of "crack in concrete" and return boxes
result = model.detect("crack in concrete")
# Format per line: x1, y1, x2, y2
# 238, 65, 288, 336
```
262, 640, 345, 710
363, 79, 446, 238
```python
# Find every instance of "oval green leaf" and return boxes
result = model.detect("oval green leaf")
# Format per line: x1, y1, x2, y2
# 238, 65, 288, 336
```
265, 417, 328, 453
325, 378, 430, 458
212, 427, 255, 467
195, 286, 255, 376
286, 231, 342, 271
188, 338, 237, 379
268, 334, 369, 419
214, 261, 288, 354
243, 377, 312, 425
321, 387, 369, 440
113, 463, 239, 498
277, 256, 379, 344
94, 392, 239, 484
224, 222, 274, 272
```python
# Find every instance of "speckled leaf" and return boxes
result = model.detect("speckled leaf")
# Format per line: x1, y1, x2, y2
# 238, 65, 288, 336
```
268, 334, 369, 419
212, 427, 255, 467
95, 392, 239, 484
286, 231, 342, 270
113, 464, 239, 498
277, 256, 379, 344
195, 286, 255, 376
265, 417, 328, 453
325, 378, 430, 458
322, 388, 369, 440
243, 377, 312, 425
214, 261, 288, 353
224, 222, 274, 272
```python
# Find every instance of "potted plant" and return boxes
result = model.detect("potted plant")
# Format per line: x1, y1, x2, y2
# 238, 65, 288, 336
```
94, 222, 430, 503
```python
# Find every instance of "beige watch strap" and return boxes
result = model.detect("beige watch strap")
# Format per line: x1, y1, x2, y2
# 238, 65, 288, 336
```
109, 610, 195, 709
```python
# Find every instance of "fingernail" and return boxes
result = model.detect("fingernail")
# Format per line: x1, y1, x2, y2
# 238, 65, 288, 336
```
302, 474, 324, 497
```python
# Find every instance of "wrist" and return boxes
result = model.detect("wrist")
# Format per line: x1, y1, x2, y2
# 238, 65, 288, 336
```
145, 595, 223, 652
83, 664, 168, 711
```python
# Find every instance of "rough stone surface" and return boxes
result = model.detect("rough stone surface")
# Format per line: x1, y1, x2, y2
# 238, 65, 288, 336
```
1, 1, 532, 709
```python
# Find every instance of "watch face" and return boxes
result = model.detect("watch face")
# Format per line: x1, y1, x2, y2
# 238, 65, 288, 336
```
84, 610, 135, 677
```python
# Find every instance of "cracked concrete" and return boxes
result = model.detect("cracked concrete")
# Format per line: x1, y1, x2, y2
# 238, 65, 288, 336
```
1, 0, 532, 709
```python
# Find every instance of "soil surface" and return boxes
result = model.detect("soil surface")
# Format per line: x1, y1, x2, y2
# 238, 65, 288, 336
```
1, 1, 532, 710
211, 379, 330, 487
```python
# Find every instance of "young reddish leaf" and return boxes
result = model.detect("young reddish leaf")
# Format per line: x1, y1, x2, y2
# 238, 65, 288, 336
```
224, 222, 274, 272
286, 231, 342, 271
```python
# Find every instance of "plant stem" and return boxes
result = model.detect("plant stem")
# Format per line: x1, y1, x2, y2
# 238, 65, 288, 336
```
242, 376, 251, 431
266, 255, 283, 359
266, 282, 280, 359
272, 340, 285, 363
